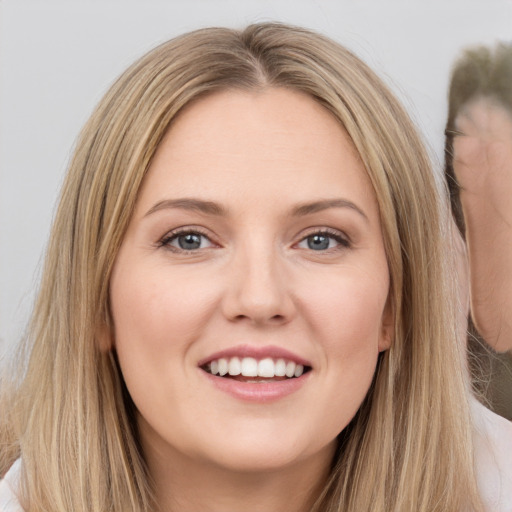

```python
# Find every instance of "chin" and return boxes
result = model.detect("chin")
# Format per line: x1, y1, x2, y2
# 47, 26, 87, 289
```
192, 428, 337, 475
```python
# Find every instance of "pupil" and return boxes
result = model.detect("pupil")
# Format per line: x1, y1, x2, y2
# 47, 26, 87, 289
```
308, 234, 329, 250
179, 233, 201, 250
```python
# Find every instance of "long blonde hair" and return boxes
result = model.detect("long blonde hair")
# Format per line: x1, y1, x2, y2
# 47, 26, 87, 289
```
1, 23, 482, 511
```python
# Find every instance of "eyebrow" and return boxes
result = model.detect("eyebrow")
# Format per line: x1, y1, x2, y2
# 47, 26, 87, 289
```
144, 197, 368, 222
291, 199, 369, 222
145, 198, 227, 217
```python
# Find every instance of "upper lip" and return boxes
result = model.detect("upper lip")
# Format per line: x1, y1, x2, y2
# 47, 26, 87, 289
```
197, 344, 312, 368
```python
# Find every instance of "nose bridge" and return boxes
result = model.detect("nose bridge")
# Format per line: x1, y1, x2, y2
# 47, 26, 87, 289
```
223, 233, 293, 324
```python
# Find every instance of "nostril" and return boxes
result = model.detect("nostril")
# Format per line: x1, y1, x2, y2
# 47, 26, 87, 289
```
230, 313, 287, 324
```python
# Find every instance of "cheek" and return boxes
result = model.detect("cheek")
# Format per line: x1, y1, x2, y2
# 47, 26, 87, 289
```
320, 280, 385, 382
303, 268, 389, 352
110, 261, 219, 351
303, 272, 387, 432
109, 261, 219, 424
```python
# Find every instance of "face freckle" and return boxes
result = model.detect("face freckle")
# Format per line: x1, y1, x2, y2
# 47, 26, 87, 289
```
109, 87, 392, 478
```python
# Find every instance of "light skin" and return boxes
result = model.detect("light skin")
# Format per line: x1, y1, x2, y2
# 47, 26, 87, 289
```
454, 97, 512, 352
109, 88, 393, 512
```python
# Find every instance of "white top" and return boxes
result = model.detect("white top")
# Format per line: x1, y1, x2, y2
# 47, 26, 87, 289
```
1, 402, 511, 511
472, 399, 512, 510
0, 459, 22, 512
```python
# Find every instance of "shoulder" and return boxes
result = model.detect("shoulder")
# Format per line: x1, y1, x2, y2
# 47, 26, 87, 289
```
0, 459, 24, 512
471, 398, 512, 511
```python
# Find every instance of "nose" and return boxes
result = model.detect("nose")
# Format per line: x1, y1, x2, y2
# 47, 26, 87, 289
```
221, 243, 296, 326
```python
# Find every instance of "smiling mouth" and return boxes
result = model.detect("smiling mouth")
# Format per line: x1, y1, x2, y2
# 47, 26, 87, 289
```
202, 356, 311, 381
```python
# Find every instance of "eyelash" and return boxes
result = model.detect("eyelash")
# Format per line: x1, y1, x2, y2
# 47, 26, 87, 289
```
158, 228, 351, 253
296, 229, 351, 252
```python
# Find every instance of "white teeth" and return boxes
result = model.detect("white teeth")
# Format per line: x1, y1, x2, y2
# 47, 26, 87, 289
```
218, 358, 228, 376
206, 356, 307, 379
258, 358, 275, 378
285, 361, 296, 378
275, 359, 286, 376
228, 357, 241, 376
241, 357, 258, 377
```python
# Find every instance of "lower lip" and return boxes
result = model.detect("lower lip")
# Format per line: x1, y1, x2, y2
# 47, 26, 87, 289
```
201, 370, 311, 403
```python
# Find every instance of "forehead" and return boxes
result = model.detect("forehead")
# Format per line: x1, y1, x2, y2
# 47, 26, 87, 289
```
135, 88, 378, 219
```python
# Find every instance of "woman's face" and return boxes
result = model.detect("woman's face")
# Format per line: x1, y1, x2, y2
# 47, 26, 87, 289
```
110, 88, 392, 476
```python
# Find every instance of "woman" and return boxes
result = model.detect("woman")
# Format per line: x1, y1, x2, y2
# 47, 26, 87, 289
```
0, 23, 498, 511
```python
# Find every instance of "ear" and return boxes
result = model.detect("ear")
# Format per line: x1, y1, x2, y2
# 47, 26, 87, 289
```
378, 295, 394, 352
96, 319, 115, 352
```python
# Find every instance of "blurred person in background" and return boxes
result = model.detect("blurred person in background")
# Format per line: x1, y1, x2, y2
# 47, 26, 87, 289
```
445, 42, 512, 419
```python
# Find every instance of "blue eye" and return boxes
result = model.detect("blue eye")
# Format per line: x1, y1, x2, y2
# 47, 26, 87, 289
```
297, 231, 349, 251
161, 231, 214, 251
